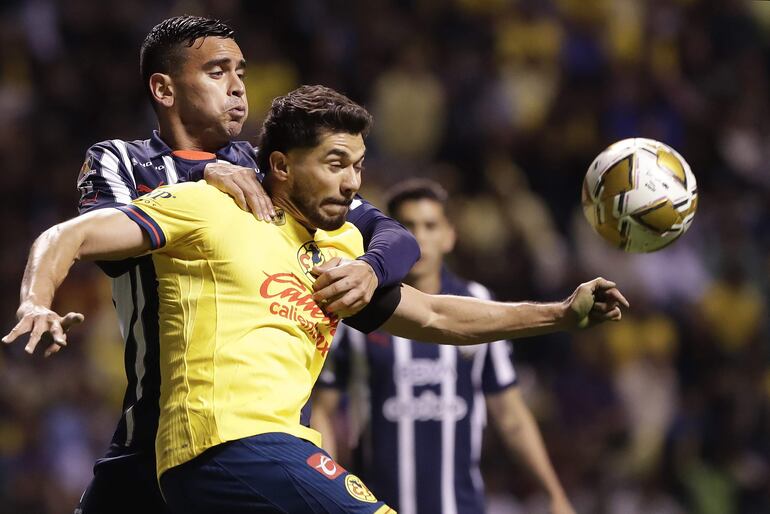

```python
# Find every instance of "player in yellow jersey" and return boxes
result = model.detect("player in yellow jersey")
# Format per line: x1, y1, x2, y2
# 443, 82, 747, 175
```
4, 85, 627, 514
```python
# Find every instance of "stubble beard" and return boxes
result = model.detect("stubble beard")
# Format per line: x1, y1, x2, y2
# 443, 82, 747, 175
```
291, 185, 348, 231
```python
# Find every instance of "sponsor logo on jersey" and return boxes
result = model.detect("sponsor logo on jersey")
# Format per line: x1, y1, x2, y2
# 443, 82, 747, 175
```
383, 390, 468, 422
306, 452, 345, 480
259, 272, 339, 356
345, 474, 378, 503
396, 358, 457, 385
297, 241, 326, 277
137, 188, 176, 208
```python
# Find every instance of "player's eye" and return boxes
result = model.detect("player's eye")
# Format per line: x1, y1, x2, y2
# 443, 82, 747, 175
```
209, 70, 224, 78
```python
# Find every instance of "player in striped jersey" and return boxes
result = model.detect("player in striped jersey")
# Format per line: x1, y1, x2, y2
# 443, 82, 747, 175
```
71, 16, 419, 514
312, 180, 576, 514
7, 84, 626, 514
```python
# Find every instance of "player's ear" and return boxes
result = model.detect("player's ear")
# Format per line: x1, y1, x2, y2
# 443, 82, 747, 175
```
269, 151, 290, 182
149, 73, 174, 108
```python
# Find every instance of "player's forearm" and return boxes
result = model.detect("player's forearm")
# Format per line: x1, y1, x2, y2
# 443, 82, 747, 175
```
356, 222, 420, 288
19, 224, 85, 310
389, 288, 571, 345
346, 201, 420, 288
19, 210, 149, 312
500, 404, 568, 502
310, 389, 342, 458
310, 410, 339, 459
489, 391, 569, 504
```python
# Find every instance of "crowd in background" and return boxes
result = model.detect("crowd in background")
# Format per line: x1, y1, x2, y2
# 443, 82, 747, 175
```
0, 0, 768, 513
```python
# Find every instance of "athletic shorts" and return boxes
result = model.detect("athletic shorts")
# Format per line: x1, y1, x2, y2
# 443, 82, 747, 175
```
160, 432, 396, 514
75, 449, 170, 514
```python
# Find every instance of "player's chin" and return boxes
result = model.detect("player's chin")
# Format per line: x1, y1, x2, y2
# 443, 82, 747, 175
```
224, 120, 245, 138
315, 210, 348, 231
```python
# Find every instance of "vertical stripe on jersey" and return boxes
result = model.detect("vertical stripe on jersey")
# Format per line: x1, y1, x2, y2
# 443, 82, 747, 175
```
110, 265, 150, 447
439, 345, 458, 514
126, 266, 149, 446
111, 270, 137, 445
347, 328, 371, 448
394, 337, 416, 514
111, 140, 137, 190
470, 345, 488, 493
162, 155, 179, 184
96, 147, 133, 204
489, 341, 516, 385
465, 280, 516, 491
112, 272, 134, 341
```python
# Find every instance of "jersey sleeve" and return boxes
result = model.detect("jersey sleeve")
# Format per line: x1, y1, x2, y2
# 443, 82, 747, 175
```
465, 281, 517, 393
186, 162, 208, 182
343, 284, 402, 333
315, 325, 353, 390
77, 141, 137, 214
116, 181, 216, 251
345, 197, 420, 288
481, 340, 517, 394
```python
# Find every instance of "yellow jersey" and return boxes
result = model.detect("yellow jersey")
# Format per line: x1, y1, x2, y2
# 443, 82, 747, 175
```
118, 181, 376, 477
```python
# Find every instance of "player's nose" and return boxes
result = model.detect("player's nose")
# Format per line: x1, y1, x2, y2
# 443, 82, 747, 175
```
340, 167, 360, 195
230, 75, 245, 97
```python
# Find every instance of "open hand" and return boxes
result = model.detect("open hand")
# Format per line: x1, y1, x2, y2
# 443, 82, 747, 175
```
565, 277, 629, 329
204, 162, 275, 221
3, 304, 84, 357
311, 257, 378, 317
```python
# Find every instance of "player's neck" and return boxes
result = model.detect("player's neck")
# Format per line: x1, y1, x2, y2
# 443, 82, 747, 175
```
157, 121, 227, 153
268, 190, 315, 233
406, 271, 441, 295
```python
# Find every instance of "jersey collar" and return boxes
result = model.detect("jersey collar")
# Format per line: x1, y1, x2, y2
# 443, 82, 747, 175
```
148, 130, 172, 158
148, 130, 247, 162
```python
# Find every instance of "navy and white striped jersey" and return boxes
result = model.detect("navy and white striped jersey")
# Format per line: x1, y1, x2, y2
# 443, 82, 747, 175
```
76, 130, 420, 458
317, 268, 517, 514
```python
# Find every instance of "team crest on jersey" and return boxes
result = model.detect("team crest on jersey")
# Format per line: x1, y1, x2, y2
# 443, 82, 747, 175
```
77, 156, 96, 187
297, 241, 326, 277
345, 474, 378, 503
271, 209, 286, 226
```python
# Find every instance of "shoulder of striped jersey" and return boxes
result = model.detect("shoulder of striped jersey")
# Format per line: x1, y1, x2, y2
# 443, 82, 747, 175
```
466, 281, 492, 301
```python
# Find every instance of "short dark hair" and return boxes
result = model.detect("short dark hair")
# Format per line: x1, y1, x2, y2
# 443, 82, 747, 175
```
385, 178, 449, 218
140, 15, 235, 107
257, 85, 373, 174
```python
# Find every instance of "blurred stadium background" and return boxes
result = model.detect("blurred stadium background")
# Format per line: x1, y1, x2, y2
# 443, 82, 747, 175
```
0, 1, 769, 513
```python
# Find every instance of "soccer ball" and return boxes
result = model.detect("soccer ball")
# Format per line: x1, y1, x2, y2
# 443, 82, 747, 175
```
582, 138, 698, 253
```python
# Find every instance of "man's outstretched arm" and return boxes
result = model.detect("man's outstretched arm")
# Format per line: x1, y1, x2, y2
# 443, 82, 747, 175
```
3, 209, 149, 356
379, 278, 628, 345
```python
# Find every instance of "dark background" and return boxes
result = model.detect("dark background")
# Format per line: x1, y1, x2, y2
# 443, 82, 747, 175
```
0, 1, 768, 513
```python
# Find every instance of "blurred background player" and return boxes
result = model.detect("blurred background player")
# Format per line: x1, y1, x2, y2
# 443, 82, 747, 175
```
313, 179, 576, 514
66, 15, 419, 514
